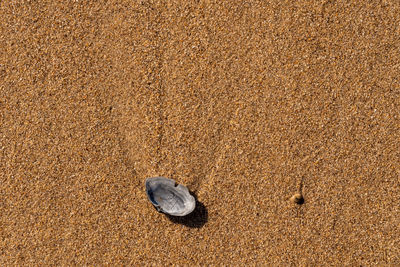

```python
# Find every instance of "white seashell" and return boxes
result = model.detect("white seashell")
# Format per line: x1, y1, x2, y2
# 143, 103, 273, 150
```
145, 177, 196, 216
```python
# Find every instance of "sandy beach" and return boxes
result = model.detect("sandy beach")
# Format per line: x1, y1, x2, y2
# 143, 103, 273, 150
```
1, 1, 399, 265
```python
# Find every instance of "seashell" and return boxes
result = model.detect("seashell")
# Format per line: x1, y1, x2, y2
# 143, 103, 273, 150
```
145, 177, 196, 216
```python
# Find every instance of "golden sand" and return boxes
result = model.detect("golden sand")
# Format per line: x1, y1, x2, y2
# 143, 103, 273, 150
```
1, 1, 399, 265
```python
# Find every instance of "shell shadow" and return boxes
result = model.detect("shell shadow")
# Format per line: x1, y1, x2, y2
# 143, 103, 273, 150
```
165, 191, 208, 228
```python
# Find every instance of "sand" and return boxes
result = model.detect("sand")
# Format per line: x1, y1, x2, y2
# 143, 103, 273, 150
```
1, 0, 399, 265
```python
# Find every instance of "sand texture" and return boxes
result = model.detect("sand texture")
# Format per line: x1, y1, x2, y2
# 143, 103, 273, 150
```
1, 0, 399, 265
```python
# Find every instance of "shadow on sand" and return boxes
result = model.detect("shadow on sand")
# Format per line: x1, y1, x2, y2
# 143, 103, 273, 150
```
166, 191, 208, 228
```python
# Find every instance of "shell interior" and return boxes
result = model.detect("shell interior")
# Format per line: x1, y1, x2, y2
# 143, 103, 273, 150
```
145, 177, 196, 216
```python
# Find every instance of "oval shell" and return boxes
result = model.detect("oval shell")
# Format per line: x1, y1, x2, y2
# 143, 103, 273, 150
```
145, 177, 196, 216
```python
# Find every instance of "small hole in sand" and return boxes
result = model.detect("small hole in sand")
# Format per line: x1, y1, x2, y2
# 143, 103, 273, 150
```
290, 193, 304, 205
